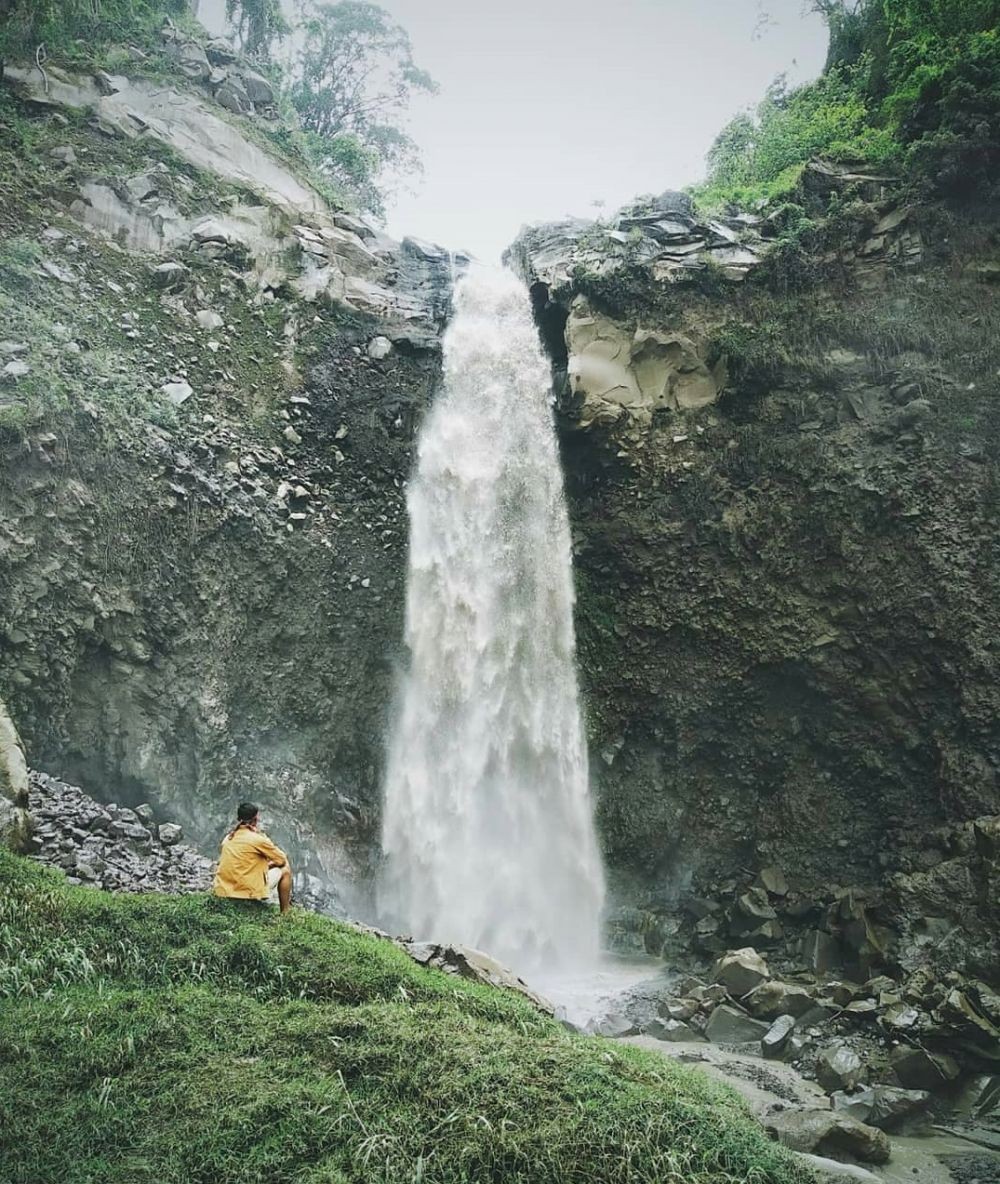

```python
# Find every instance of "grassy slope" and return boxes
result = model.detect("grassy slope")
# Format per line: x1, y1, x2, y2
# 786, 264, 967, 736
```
0, 852, 812, 1184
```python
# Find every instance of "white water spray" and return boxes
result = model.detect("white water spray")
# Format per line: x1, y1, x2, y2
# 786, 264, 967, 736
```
379, 267, 604, 975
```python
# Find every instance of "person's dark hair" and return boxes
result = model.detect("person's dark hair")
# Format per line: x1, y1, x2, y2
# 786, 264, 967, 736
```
237, 802, 259, 822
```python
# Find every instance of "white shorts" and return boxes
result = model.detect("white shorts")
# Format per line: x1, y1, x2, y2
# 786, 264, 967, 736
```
266, 866, 285, 893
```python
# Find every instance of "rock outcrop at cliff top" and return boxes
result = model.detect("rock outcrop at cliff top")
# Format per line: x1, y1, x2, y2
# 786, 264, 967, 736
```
505, 176, 921, 433
3, 53, 454, 349
505, 191, 756, 428
505, 189, 766, 288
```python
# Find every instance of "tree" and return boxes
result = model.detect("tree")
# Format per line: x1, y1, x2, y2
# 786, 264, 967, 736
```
287, 1, 437, 216
225, 0, 289, 61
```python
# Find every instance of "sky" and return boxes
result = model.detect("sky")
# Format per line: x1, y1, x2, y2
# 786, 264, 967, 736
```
377, 0, 830, 261
194, 0, 830, 262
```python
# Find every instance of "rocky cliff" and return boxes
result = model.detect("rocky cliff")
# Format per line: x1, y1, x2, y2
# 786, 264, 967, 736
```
4, 17, 1000, 1003
508, 174, 1000, 984
0, 30, 453, 906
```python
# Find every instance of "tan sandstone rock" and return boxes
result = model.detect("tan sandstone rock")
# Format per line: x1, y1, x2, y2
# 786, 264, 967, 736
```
0, 699, 33, 851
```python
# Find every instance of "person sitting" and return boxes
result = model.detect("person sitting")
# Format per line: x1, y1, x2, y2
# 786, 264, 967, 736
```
212, 801, 292, 914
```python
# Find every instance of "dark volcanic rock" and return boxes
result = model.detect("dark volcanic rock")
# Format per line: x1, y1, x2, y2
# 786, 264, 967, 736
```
705, 1005, 770, 1044
765, 1108, 891, 1165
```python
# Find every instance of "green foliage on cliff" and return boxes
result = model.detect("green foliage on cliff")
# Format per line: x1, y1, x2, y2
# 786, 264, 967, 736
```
287, 1, 438, 218
695, 0, 1000, 209
225, 0, 289, 59
0, 0, 189, 62
0, 851, 813, 1184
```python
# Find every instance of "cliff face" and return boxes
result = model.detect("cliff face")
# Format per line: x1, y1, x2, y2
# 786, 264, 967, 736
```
509, 176, 1000, 980
5, 20, 1000, 987
0, 36, 451, 904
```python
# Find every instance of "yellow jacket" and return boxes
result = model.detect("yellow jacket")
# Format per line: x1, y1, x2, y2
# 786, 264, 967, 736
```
213, 826, 288, 900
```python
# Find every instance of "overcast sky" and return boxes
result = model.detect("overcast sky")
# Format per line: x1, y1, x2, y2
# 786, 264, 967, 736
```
377, 0, 830, 261
195, 0, 830, 261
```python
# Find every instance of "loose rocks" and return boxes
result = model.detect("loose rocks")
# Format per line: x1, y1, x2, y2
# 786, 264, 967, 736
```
831, 1086, 931, 1131
27, 770, 213, 894
762, 1014, 797, 1059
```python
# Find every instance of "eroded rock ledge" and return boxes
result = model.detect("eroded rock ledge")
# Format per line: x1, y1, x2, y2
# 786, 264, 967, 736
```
505, 171, 921, 434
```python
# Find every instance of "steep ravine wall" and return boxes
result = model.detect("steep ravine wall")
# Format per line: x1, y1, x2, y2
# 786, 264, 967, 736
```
1, 330, 438, 905
0, 43, 450, 907
511, 183, 1000, 980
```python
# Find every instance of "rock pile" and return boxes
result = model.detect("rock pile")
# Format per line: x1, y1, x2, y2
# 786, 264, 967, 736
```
162, 25, 277, 118
609, 945, 1000, 1174
599, 940, 1000, 1132
27, 770, 215, 894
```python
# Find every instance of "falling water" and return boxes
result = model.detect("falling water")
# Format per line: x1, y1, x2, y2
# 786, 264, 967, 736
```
378, 267, 604, 975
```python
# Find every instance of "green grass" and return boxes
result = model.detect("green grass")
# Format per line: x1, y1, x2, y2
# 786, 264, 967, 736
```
0, 851, 813, 1183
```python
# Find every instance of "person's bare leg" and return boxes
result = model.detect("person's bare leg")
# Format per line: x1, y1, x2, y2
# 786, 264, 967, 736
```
278, 866, 292, 914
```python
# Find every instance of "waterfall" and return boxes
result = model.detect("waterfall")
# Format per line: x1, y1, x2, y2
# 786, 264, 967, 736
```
378, 267, 604, 975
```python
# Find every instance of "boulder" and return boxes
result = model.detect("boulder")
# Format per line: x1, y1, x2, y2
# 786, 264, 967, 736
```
816, 1044, 866, 1093
151, 261, 189, 290
802, 930, 841, 973
658, 997, 698, 1022
795, 1153, 881, 1182
205, 38, 238, 65
191, 219, 230, 245
651, 190, 695, 219
711, 947, 770, 997
196, 310, 224, 331
367, 336, 393, 360
890, 1045, 961, 1090
215, 77, 253, 116
240, 69, 275, 106
643, 1017, 698, 1042
831, 1086, 931, 1131
587, 1012, 638, 1038
705, 1004, 770, 1044
161, 380, 193, 406
688, 983, 727, 1006
941, 987, 1000, 1043
167, 39, 211, 82
762, 1014, 797, 1059
158, 822, 183, 846
765, 1108, 891, 1165
736, 886, 778, 922
745, 980, 815, 1019
401, 943, 553, 1015
796, 1003, 839, 1030
758, 866, 789, 896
